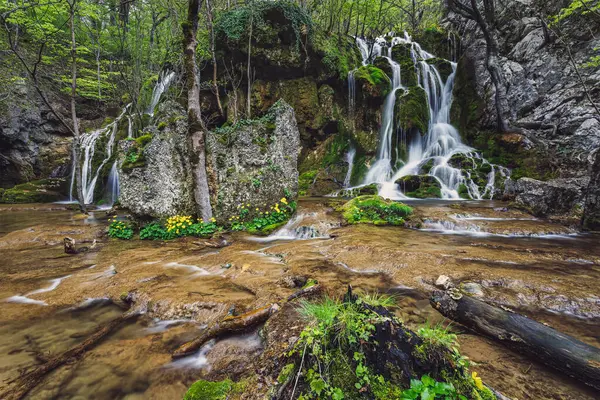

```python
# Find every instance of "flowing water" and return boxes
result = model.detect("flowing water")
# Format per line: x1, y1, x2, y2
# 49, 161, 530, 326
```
147, 70, 176, 116
0, 200, 599, 399
349, 35, 506, 200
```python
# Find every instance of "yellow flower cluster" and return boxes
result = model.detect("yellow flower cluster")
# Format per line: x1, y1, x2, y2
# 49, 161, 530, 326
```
471, 372, 483, 390
166, 215, 192, 234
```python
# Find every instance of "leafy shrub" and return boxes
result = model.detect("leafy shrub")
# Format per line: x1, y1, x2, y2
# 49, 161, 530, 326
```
341, 195, 412, 226
140, 222, 172, 240
401, 375, 464, 400
229, 195, 296, 234
108, 218, 133, 239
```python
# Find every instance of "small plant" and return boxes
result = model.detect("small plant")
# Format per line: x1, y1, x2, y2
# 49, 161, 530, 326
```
108, 218, 133, 239
341, 195, 412, 226
400, 375, 465, 400
140, 222, 172, 240
228, 195, 296, 234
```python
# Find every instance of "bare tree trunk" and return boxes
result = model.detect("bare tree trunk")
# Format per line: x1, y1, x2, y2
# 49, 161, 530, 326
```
69, 0, 87, 213
246, 11, 253, 119
205, 0, 223, 117
184, 0, 213, 221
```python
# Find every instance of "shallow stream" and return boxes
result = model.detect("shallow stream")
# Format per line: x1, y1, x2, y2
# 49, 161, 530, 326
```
0, 200, 599, 399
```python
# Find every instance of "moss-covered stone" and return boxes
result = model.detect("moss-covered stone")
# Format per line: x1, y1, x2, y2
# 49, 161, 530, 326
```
0, 178, 68, 204
354, 65, 391, 99
183, 379, 233, 400
395, 175, 442, 199
391, 42, 418, 87
373, 56, 393, 79
395, 86, 429, 134
425, 57, 454, 82
341, 195, 412, 226
338, 183, 379, 198
420, 159, 435, 174
458, 183, 470, 199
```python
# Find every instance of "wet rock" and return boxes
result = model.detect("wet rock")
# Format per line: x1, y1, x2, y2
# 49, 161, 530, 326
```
206, 100, 299, 222
460, 282, 485, 297
505, 177, 589, 217
435, 275, 453, 290
118, 102, 195, 218
395, 175, 442, 199
583, 151, 600, 231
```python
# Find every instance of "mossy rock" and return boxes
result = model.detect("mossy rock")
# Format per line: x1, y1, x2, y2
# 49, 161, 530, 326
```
341, 195, 412, 226
395, 175, 442, 199
0, 179, 68, 204
373, 56, 393, 79
338, 183, 379, 198
391, 43, 418, 87
420, 159, 435, 174
395, 86, 429, 134
354, 65, 391, 99
425, 58, 454, 82
183, 379, 233, 400
448, 153, 471, 169
458, 183, 471, 199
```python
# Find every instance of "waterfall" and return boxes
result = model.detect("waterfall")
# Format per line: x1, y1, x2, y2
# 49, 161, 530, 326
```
127, 116, 133, 139
69, 105, 130, 205
106, 161, 120, 207
344, 147, 356, 188
353, 34, 504, 200
147, 70, 176, 116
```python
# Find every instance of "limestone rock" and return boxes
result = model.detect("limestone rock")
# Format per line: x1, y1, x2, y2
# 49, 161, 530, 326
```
583, 151, 600, 231
206, 100, 300, 222
435, 275, 453, 290
118, 102, 195, 218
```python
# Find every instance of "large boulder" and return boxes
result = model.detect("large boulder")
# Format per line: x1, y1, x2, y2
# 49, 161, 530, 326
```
395, 86, 429, 134
583, 152, 600, 231
118, 102, 195, 219
206, 100, 300, 221
505, 177, 589, 217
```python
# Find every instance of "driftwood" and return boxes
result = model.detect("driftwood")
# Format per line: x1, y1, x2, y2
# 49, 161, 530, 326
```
287, 284, 322, 302
64, 237, 97, 254
431, 290, 600, 391
1, 310, 139, 400
172, 304, 279, 358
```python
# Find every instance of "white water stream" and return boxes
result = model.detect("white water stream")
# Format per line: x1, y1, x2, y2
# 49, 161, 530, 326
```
348, 35, 506, 200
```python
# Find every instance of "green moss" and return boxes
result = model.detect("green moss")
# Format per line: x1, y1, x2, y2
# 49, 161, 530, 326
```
157, 121, 168, 130
299, 170, 318, 196
313, 32, 362, 79
247, 220, 286, 235
458, 184, 470, 199
183, 379, 233, 400
391, 43, 418, 87
420, 159, 434, 174
354, 65, 391, 98
338, 183, 379, 198
277, 363, 296, 384
425, 58, 454, 82
396, 175, 442, 199
0, 179, 67, 204
395, 86, 429, 134
341, 195, 412, 226
135, 134, 153, 147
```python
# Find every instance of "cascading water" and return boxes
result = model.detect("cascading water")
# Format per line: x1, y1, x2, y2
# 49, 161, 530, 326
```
350, 34, 506, 200
147, 70, 176, 116
343, 147, 356, 188
69, 105, 130, 204
106, 161, 120, 207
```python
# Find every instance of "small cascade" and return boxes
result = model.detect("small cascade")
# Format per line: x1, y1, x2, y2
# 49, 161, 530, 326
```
344, 147, 356, 188
106, 161, 120, 207
69, 105, 130, 205
127, 116, 133, 139
147, 70, 176, 116
348, 33, 506, 200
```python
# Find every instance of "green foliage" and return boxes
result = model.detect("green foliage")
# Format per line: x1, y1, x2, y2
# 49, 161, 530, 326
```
313, 32, 361, 78
298, 170, 318, 196
400, 375, 465, 400
0, 179, 66, 204
183, 379, 233, 400
354, 65, 391, 97
550, 0, 600, 25
229, 195, 296, 234
108, 218, 134, 240
139, 222, 172, 240
341, 195, 412, 226
135, 134, 153, 147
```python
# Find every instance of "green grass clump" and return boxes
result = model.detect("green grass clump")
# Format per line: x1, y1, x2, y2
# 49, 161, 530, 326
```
341, 195, 412, 226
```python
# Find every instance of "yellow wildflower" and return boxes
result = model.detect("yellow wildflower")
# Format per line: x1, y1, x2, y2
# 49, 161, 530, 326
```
280, 197, 288, 204
472, 372, 483, 390
255, 208, 259, 211
210, 217, 216, 223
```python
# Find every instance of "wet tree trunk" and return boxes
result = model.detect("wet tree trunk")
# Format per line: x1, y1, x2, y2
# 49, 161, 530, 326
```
184, 0, 213, 221
431, 290, 600, 391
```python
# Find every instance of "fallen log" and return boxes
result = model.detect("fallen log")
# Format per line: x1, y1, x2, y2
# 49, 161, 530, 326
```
430, 289, 600, 391
287, 284, 321, 302
172, 303, 279, 358
1, 310, 139, 400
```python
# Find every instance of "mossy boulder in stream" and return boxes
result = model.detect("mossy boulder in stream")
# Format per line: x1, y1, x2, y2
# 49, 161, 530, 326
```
184, 379, 246, 400
395, 175, 442, 199
341, 195, 412, 225
391, 42, 418, 87
425, 57, 454, 82
395, 86, 429, 134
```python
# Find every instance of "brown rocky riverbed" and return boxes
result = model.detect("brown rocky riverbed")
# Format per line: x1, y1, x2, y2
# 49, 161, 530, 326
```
0, 199, 599, 399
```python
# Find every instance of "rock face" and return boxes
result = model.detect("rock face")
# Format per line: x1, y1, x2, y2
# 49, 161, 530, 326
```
118, 102, 195, 218
0, 83, 73, 188
583, 152, 600, 230
505, 177, 589, 218
206, 100, 300, 221
447, 1, 600, 217
395, 175, 442, 199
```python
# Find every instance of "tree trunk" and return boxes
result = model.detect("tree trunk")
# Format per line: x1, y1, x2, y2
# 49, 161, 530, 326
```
205, 0, 223, 117
246, 12, 253, 119
184, 0, 213, 221
431, 290, 600, 391
69, 0, 87, 214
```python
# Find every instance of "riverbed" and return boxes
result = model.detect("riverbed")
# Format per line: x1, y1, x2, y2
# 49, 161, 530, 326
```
0, 199, 599, 399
